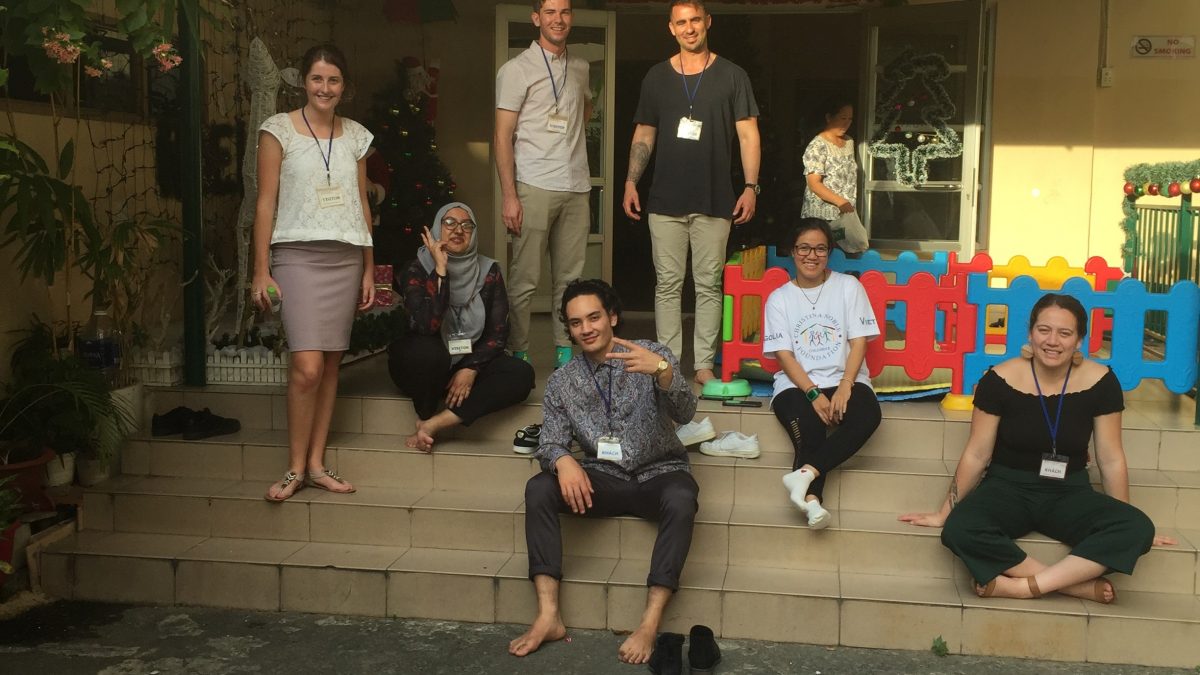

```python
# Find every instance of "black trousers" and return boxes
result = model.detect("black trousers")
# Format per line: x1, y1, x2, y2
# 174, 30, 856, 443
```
941, 464, 1155, 585
771, 383, 882, 500
524, 468, 699, 590
387, 334, 534, 424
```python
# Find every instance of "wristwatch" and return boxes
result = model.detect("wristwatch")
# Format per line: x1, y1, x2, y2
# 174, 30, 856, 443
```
805, 386, 821, 402
744, 183, 761, 195
654, 359, 670, 378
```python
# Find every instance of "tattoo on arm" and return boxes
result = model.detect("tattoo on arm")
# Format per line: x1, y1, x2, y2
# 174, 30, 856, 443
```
627, 142, 651, 183
949, 481, 959, 510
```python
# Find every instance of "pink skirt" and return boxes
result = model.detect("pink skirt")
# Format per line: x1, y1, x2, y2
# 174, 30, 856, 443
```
271, 241, 363, 352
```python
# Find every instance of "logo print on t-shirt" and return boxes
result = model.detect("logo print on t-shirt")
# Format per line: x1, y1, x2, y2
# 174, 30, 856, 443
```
793, 313, 842, 362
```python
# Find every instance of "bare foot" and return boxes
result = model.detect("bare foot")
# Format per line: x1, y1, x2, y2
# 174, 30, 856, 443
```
405, 423, 435, 452
618, 625, 656, 664
1059, 576, 1115, 603
694, 368, 716, 385
508, 613, 567, 657
976, 574, 1035, 599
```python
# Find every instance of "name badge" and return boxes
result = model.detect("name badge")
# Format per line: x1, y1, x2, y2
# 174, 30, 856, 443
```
447, 334, 473, 355
1039, 452, 1069, 480
316, 185, 345, 208
597, 436, 623, 462
677, 117, 702, 141
546, 113, 569, 134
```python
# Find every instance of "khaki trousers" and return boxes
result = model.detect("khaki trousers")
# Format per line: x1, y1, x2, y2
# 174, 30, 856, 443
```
507, 182, 591, 351
647, 212, 731, 371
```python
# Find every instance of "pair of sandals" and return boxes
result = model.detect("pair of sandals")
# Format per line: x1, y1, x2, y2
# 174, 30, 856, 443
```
976, 575, 1115, 604
264, 469, 356, 502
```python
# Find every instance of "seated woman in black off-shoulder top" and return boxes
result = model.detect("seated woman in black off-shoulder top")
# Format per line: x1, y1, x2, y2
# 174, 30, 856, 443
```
900, 293, 1175, 603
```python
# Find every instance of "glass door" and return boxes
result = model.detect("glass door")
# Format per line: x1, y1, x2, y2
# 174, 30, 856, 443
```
861, 0, 984, 253
493, 4, 617, 299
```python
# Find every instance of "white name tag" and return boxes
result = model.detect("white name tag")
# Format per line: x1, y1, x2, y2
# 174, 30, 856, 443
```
677, 117, 702, 141
447, 337, 473, 355
597, 436, 623, 462
546, 113, 569, 134
1039, 453, 1068, 480
316, 185, 345, 208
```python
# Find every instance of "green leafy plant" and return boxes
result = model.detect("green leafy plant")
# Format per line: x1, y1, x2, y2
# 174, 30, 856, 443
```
348, 308, 407, 356
930, 635, 949, 657
0, 475, 20, 575
1, 319, 134, 464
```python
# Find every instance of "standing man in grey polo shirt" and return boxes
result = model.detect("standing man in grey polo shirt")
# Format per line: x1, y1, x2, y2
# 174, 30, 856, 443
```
496, 0, 593, 370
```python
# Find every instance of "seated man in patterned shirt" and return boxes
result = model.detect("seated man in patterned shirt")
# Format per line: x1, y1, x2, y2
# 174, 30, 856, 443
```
508, 278, 699, 664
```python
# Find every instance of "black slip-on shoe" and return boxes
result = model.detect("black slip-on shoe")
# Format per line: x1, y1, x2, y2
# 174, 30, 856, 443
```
648, 632, 684, 675
687, 624, 721, 672
182, 408, 241, 440
152, 406, 195, 437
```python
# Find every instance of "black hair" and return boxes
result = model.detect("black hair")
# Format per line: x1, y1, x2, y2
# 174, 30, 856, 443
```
300, 44, 353, 99
789, 217, 835, 250
806, 95, 855, 142
1028, 293, 1089, 339
559, 278, 623, 341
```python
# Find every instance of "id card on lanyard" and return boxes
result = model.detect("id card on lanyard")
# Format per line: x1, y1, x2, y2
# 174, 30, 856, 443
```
448, 304, 473, 355
676, 51, 712, 141
1032, 359, 1072, 480
540, 45, 570, 134
592, 366, 623, 462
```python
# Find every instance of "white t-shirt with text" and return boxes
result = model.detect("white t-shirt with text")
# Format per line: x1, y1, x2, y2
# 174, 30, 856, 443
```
762, 270, 880, 399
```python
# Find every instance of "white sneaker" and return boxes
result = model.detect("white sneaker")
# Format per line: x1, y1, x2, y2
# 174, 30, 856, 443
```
676, 417, 716, 446
806, 502, 832, 530
699, 431, 760, 459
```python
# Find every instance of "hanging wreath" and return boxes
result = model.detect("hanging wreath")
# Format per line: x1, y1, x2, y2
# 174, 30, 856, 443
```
868, 48, 964, 187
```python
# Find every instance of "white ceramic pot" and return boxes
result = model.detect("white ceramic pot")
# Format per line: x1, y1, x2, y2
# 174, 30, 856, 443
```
110, 382, 146, 434
75, 458, 113, 487
44, 452, 77, 487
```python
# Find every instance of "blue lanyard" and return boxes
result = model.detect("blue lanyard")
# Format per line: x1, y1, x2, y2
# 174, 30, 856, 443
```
1030, 359, 1071, 453
590, 364, 613, 430
300, 106, 335, 185
539, 45, 567, 113
679, 51, 712, 119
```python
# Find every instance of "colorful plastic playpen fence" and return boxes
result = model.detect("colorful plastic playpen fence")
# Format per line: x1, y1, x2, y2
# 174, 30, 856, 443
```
722, 251, 1200, 413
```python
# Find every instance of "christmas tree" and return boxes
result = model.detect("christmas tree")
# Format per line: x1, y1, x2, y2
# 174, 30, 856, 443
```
365, 58, 457, 267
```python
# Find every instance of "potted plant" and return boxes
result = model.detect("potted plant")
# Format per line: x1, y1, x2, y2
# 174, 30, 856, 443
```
0, 475, 23, 584
2, 320, 135, 491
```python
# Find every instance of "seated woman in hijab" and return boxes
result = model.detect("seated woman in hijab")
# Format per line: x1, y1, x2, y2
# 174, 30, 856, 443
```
388, 202, 535, 451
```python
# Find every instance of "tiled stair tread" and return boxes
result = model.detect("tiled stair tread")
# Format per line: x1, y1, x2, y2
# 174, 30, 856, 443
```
46, 533, 1200, 621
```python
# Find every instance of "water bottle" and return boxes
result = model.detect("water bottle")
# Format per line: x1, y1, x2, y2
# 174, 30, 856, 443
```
79, 308, 121, 386
267, 286, 282, 315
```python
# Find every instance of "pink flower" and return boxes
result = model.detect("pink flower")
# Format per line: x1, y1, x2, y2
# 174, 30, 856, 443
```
152, 43, 182, 72
100, 58, 114, 70
84, 66, 103, 78
40, 27, 82, 64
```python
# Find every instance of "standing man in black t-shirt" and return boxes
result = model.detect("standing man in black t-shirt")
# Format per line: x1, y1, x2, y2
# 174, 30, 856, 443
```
622, 0, 760, 386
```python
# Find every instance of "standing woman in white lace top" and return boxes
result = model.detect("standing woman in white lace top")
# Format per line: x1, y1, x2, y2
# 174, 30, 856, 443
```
252, 44, 376, 501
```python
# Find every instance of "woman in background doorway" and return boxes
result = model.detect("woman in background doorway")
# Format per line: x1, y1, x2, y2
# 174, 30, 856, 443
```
801, 97, 868, 253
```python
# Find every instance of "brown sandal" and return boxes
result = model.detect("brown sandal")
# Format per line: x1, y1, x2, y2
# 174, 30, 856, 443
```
1091, 577, 1116, 604
1026, 576, 1043, 598
306, 469, 356, 494
264, 471, 304, 502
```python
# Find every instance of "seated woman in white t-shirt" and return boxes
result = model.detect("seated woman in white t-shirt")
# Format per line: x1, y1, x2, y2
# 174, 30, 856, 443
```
763, 218, 882, 528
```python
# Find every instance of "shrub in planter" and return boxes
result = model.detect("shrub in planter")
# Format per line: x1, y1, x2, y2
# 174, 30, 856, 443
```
0, 475, 22, 580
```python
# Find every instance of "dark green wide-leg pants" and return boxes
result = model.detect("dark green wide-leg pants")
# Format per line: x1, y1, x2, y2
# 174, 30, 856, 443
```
940, 464, 1155, 585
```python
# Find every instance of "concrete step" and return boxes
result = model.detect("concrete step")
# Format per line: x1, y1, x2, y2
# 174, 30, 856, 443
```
118, 431, 1200, 528
141, 386, 1200, 472
41, 532, 1200, 668
79, 477, 1199, 596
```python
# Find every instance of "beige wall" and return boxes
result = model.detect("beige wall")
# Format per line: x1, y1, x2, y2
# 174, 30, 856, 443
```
988, 0, 1200, 266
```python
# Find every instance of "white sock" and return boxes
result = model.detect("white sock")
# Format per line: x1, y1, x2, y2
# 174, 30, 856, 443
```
782, 468, 815, 513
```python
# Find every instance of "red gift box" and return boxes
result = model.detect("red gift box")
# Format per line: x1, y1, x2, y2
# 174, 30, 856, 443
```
373, 286, 396, 308
374, 264, 394, 285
